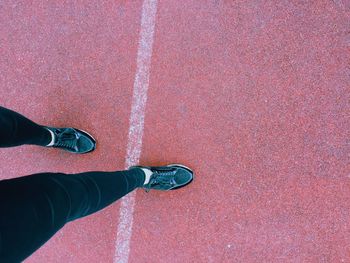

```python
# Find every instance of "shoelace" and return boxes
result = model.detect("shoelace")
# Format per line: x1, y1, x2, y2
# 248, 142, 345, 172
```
53, 130, 78, 151
145, 169, 177, 192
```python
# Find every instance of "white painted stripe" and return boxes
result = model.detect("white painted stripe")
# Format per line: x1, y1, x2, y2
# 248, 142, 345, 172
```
114, 1, 158, 263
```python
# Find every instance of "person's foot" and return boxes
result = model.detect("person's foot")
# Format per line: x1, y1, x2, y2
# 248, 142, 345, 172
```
130, 164, 194, 192
45, 127, 96, 154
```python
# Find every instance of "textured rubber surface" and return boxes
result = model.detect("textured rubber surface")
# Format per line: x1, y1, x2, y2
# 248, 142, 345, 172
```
0, 1, 349, 262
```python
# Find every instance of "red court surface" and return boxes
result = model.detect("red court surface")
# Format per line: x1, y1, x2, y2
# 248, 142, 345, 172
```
0, 1, 349, 262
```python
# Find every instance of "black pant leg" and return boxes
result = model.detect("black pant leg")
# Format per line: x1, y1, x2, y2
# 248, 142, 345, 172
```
0, 106, 51, 147
0, 169, 145, 262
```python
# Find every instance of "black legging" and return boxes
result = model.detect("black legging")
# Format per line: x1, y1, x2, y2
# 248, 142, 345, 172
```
0, 106, 145, 262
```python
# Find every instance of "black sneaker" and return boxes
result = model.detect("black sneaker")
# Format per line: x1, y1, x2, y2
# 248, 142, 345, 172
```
130, 164, 194, 192
45, 127, 96, 154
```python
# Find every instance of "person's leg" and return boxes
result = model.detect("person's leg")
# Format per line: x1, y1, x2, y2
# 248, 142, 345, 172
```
0, 106, 51, 147
0, 164, 193, 262
0, 168, 145, 262
0, 106, 96, 153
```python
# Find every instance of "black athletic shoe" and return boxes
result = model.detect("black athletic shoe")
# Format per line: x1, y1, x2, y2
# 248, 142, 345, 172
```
130, 164, 194, 192
45, 127, 96, 154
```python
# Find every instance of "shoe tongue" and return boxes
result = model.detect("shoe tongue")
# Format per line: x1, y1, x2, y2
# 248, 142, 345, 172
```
54, 129, 78, 149
154, 173, 175, 184
59, 129, 77, 140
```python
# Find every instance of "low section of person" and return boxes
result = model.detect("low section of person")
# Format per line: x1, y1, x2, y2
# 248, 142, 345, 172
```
0, 106, 194, 262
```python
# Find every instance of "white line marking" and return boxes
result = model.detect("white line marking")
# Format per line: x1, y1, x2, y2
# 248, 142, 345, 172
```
114, 1, 158, 262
